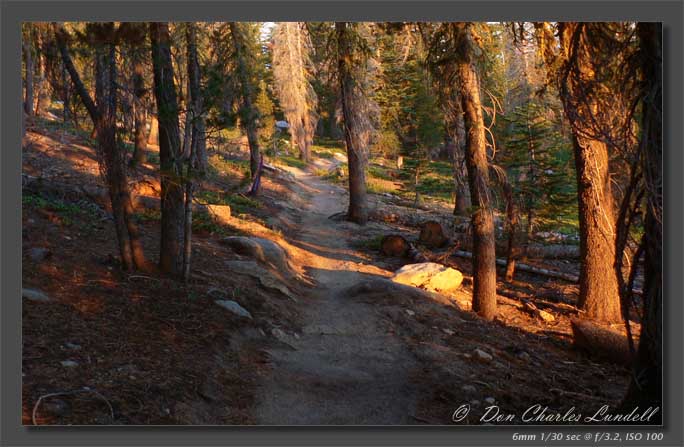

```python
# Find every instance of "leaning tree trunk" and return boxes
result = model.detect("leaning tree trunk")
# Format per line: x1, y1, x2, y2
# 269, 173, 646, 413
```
336, 22, 369, 225
453, 22, 497, 320
557, 23, 622, 323
151, 22, 186, 277
56, 23, 151, 272
23, 29, 34, 117
621, 22, 662, 422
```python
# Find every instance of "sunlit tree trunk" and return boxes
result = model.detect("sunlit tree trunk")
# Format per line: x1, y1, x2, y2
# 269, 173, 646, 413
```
272, 22, 318, 164
556, 23, 622, 322
151, 22, 186, 276
336, 22, 370, 225
452, 22, 497, 320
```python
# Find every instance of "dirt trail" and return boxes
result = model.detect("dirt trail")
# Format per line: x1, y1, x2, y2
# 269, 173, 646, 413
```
255, 169, 421, 425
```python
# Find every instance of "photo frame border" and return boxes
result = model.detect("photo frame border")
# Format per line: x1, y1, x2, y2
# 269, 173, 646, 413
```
2, 1, 681, 445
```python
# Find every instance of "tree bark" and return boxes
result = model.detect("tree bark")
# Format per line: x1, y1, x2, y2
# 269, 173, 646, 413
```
444, 92, 470, 216
556, 23, 622, 323
151, 22, 186, 277
131, 43, 148, 166
503, 181, 521, 282
621, 22, 662, 422
56, 23, 151, 272
453, 22, 497, 320
336, 22, 369, 225
229, 22, 261, 183
181, 22, 206, 281
23, 28, 34, 116
186, 23, 207, 174
146, 115, 158, 146
35, 29, 52, 116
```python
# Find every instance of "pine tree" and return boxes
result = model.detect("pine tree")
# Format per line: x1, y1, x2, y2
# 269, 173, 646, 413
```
272, 22, 318, 163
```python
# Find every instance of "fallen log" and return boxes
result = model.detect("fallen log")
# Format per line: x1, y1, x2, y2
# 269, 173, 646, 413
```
451, 249, 643, 297
419, 220, 448, 248
570, 319, 634, 366
452, 232, 580, 259
495, 287, 578, 309
451, 249, 580, 283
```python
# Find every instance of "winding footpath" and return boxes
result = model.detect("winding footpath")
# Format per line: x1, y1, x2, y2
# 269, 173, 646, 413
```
254, 169, 421, 425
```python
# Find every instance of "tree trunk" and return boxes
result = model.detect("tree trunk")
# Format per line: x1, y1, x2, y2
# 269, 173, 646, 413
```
62, 62, 70, 124
444, 93, 470, 216
23, 29, 34, 116
453, 22, 497, 320
503, 181, 521, 282
147, 115, 159, 146
621, 22, 662, 422
131, 45, 148, 166
336, 22, 369, 225
151, 22, 186, 277
229, 22, 261, 183
56, 23, 151, 272
35, 30, 51, 116
186, 23, 207, 174
181, 22, 206, 281
557, 23, 622, 323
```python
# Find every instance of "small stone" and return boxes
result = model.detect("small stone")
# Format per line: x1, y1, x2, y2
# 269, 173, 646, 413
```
462, 385, 477, 393
537, 309, 555, 322
271, 328, 287, 340
60, 360, 78, 368
405, 309, 415, 316
442, 328, 455, 336
214, 300, 253, 319
484, 397, 496, 405
22, 288, 52, 303
64, 342, 82, 350
473, 348, 493, 362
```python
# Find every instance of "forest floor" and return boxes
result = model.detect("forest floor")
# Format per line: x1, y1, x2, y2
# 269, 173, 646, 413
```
22, 116, 636, 425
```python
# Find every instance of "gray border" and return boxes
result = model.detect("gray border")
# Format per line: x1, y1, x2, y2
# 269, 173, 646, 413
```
2, 1, 682, 446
